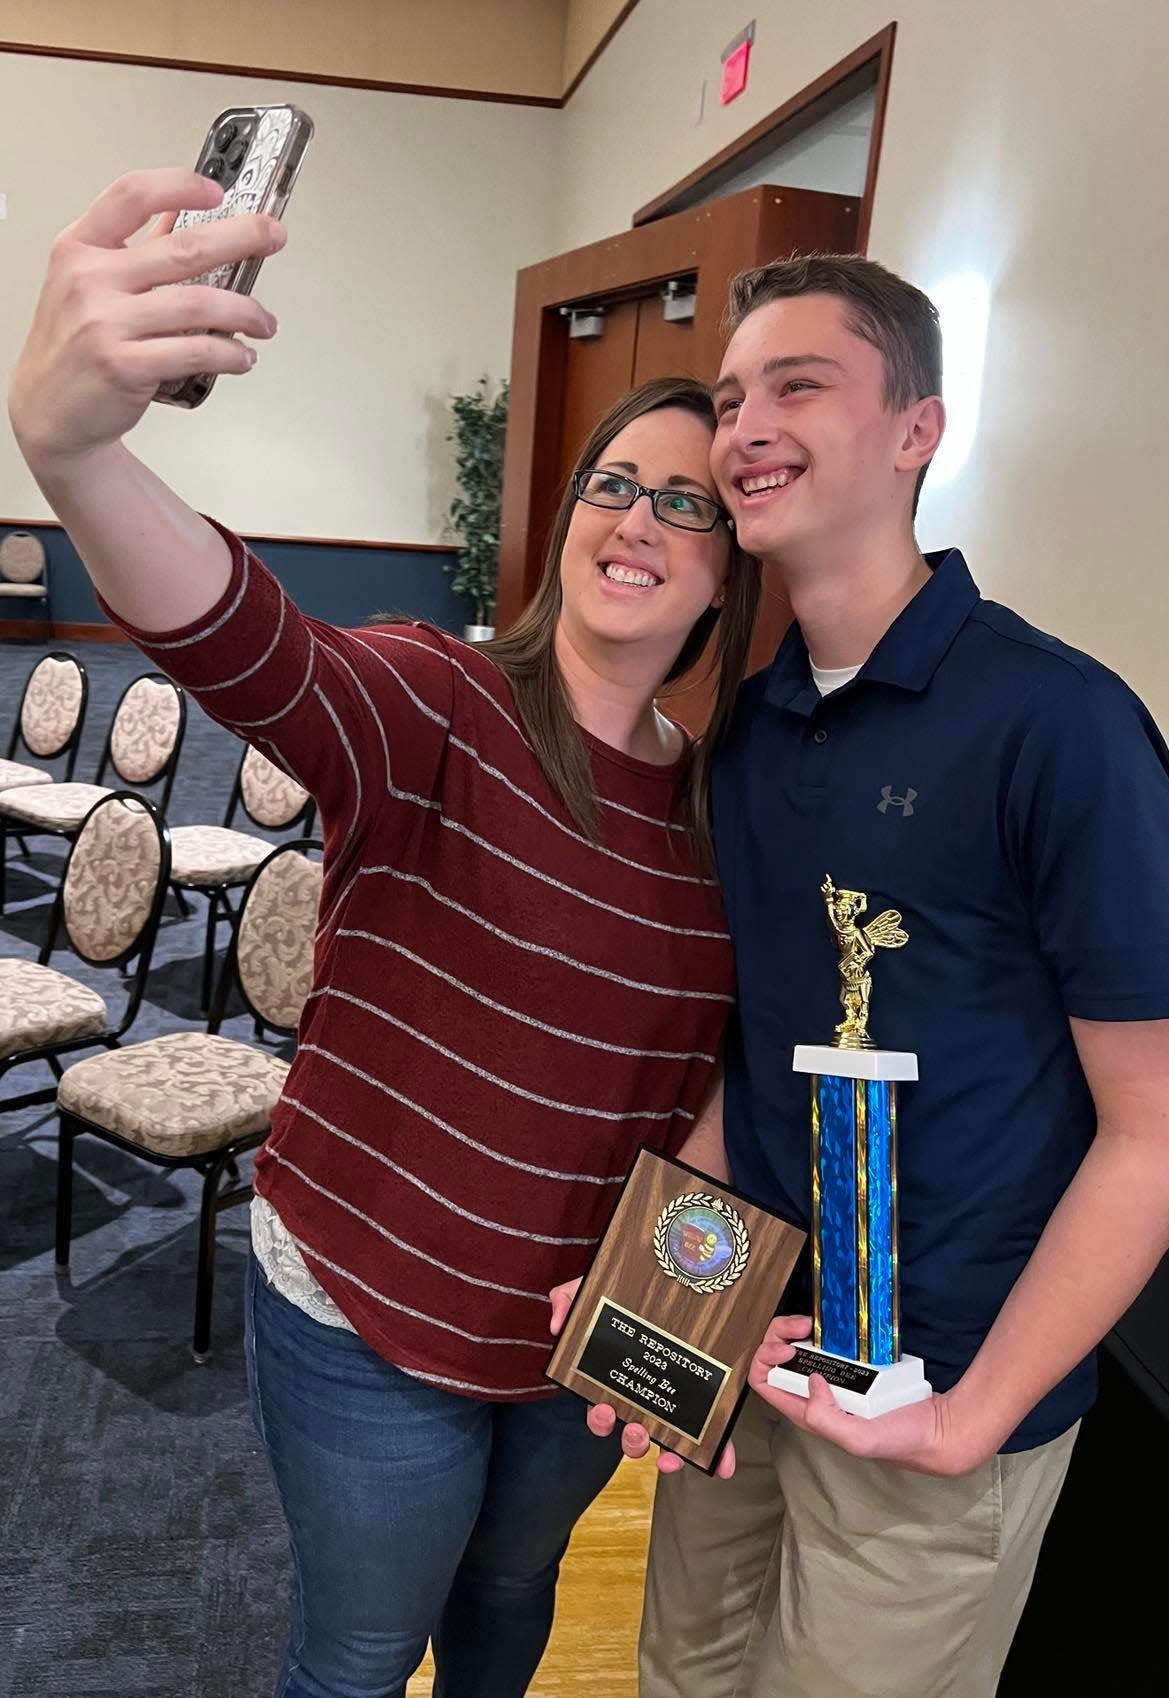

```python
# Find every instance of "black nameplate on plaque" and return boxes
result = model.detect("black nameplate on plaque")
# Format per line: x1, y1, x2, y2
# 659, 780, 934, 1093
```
574, 1299, 729, 1443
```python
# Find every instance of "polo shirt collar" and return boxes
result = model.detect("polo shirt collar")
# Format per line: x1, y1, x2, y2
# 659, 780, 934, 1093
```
764, 549, 979, 716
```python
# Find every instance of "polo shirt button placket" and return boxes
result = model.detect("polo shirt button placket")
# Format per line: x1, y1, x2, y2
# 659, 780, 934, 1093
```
793, 716, 836, 806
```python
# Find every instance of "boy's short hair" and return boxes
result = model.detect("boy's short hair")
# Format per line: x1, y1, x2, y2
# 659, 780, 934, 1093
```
724, 253, 943, 511
725, 253, 942, 405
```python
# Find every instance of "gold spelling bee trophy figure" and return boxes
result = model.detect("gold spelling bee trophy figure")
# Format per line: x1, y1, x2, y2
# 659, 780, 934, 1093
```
767, 877, 933, 1416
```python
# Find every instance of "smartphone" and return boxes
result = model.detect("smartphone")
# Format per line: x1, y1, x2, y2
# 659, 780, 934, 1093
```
154, 103, 314, 409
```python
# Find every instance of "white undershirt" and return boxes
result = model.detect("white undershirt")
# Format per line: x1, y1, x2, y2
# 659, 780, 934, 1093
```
810, 660, 863, 696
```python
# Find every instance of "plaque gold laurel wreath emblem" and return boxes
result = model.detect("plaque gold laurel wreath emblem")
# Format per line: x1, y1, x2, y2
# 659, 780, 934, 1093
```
653, 1191, 751, 1294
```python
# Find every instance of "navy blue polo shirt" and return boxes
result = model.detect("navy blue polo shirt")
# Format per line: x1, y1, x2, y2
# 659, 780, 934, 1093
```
713, 549, 1169, 1451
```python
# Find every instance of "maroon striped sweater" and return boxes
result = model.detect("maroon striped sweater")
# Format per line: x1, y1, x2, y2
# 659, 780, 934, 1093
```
109, 522, 733, 1397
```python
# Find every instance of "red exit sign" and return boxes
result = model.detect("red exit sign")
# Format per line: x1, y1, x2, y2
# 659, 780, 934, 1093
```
721, 36, 752, 105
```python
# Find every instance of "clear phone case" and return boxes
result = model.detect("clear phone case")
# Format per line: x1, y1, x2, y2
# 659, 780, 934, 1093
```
154, 103, 313, 409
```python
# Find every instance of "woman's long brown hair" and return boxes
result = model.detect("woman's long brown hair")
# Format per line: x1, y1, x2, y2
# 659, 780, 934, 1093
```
484, 376, 761, 865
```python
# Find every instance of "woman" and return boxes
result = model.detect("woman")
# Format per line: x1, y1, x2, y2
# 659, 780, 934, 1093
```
9, 169, 760, 1698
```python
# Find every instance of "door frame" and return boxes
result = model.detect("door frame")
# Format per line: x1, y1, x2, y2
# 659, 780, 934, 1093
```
496, 183, 858, 627
496, 24, 895, 630
632, 23, 897, 254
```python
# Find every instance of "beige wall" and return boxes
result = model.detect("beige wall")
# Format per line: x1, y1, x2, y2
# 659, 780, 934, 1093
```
0, 0, 567, 99
0, 1, 645, 100
557, 0, 1169, 729
0, 50, 559, 540
562, 0, 630, 91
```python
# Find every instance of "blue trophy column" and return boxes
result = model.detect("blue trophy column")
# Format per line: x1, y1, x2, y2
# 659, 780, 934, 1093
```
812, 1073, 900, 1368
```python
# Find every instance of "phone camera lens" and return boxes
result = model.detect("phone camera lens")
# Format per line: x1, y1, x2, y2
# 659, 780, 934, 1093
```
202, 155, 226, 182
215, 121, 238, 152
226, 142, 248, 172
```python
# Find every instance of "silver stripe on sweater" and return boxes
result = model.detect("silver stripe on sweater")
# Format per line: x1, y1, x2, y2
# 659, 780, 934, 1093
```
447, 734, 714, 886
139, 544, 252, 649
281, 1094, 601, 1245
387, 632, 688, 833
313, 630, 395, 795
335, 928, 716, 1061
436, 815, 729, 939
401, 1366, 555, 1396
311, 682, 362, 852
198, 589, 288, 692
348, 630, 452, 729
269, 1151, 548, 1300
304, 992, 688, 1123
600, 793, 689, 832
289, 1236, 547, 1349
299, 1040, 637, 1180
347, 864, 733, 1001
229, 632, 317, 728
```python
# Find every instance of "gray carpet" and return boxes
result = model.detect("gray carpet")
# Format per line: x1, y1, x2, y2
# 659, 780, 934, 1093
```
1, 639, 292, 1698
2, 639, 1165, 1697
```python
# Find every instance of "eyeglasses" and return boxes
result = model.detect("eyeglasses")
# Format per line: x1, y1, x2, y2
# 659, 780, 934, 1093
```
573, 469, 728, 533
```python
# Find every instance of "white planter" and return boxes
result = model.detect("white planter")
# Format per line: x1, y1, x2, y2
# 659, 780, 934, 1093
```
464, 624, 495, 642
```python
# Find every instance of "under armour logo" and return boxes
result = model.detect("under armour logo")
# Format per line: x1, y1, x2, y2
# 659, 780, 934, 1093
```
877, 786, 918, 816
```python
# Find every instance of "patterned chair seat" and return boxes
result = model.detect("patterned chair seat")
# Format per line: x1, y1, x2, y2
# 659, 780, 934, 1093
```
0, 582, 47, 599
0, 958, 108, 1059
0, 758, 52, 793
169, 826, 270, 886
0, 781, 110, 829
58, 1030, 290, 1157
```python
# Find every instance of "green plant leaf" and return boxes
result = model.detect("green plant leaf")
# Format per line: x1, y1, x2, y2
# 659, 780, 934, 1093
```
444, 376, 509, 625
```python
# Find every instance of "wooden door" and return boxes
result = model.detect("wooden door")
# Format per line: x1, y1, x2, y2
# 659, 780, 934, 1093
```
499, 184, 860, 726
632, 290, 699, 385
557, 298, 641, 489
557, 290, 699, 484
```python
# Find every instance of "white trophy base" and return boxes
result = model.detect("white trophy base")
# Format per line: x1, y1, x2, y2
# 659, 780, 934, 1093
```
793, 1044, 918, 1081
767, 1344, 933, 1418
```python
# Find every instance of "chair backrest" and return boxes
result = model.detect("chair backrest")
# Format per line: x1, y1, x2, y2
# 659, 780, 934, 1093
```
236, 743, 313, 831
100, 673, 185, 808
12, 652, 87, 768
218, 839, 323, 1034
0, 530, 45, 585
58, 792, 172, 969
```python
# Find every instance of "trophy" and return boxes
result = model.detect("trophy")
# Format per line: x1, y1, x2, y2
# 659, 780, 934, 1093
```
548, 1149, 806, 1472
767, 876, 933, 1417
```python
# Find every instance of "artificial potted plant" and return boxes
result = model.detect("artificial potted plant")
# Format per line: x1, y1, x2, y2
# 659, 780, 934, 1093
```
446, 377, 508, 641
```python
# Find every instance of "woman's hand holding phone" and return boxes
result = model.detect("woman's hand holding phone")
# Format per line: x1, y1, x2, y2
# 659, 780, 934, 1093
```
9, 168, 284, 471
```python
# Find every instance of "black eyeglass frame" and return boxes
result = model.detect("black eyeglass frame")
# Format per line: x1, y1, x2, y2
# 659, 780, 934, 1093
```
572, 468, 729, 533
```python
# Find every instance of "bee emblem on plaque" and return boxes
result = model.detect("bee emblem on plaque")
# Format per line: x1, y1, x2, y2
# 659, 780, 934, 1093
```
655, 1193, 750, 1292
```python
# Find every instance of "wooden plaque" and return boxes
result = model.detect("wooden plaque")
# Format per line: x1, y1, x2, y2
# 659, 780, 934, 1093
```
546, 1150, 806, 1473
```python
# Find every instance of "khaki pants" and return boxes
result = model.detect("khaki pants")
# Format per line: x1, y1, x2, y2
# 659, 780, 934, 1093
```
640, 1392, 1077, 1698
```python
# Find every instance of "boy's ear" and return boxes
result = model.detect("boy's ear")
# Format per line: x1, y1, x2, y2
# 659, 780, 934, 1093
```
897, 395, 946, 473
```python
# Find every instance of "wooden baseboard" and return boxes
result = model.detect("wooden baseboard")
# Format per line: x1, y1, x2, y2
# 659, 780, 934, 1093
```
0, 619, 130, 643
54, 621, 127, 643
0, 618, 53, 641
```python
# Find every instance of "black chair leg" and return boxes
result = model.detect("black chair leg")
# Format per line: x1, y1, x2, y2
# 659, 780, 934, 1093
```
47, 1054, 63, 1080
173, 884, 192, 918
200, 892, 221, 1014
55, 1118, 75, 1267
193, 1155, 230, 1363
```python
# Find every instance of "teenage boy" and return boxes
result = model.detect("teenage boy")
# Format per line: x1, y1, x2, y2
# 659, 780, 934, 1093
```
559, 255, 1169, 1698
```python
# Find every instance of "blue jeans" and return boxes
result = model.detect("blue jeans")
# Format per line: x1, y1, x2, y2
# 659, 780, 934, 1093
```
245, 1254, 624, 1698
